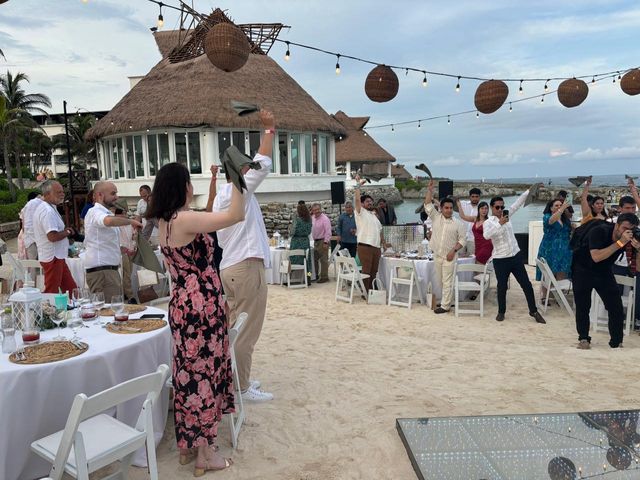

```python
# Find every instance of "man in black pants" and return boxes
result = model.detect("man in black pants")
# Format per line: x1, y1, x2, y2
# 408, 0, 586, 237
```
573, 213, 640, 349
483, 190, 546, 323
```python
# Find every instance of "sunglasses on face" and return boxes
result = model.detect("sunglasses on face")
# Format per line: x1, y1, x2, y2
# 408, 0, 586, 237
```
494, 205, 505, 210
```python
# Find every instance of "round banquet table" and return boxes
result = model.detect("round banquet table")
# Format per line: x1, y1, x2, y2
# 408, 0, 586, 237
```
377, 255, 477, 303
264, 246, 316, 285
0, 306, 171, 480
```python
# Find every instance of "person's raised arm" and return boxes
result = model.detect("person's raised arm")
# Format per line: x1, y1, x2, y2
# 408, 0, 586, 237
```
205, 165, 219, 213
354, 174, 366, 214
591, 229, 633, 263
456, 199, 475, 222
581, 178, 592, 217
257, 110, 275, 158
548, 199, 570, 225
244, 110, 276, 195
103, 216, 143, 229
179, 184, 245, 235
423, 179, 439, 217
629, 178, 640, 209
509, 184, 536, 217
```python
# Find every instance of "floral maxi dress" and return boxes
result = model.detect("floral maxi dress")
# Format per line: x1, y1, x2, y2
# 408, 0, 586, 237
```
161, 228, 235, 449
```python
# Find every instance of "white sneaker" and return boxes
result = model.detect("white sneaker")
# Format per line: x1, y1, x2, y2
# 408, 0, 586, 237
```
241, 386, 274, 403
250, 379, 261, 390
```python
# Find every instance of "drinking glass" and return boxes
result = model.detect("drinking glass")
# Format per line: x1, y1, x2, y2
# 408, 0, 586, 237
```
111, 294, 124, 318
51, 308, 66, 341
92, 292, 105, 310
72, 287, 88, 308
67, 310, 83, 342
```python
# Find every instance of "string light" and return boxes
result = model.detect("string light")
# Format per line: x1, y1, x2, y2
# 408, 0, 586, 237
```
617, 71, 622, 80
422, 71, 427, 87
284, 41, 290, 61
455, 76, 461, 92
391, 124, 394, 132
613, 76, 616, 83
544, 79, 549, 91
540, 95, 544, 103
591, 76, 596, 84
509, 102, 512, 112
518, 79, 524, 94
447, 115, 451, 124
476, 112, 479, 118
417, 120, 421, 129
335, 54, 341, 75
157, 2, 164, 28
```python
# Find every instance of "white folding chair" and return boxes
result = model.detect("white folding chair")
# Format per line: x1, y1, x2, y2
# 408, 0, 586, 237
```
387, 258, 423, 309
227, 312, 248, 448
20, 259, 44, 290
335, 256, 369, 303
454, 262, 492, 317
31, 364, 169, 480
536, 257, 574, 317
591, 275, 635, 337
280, 249, 308, 289
329, 243, 341, 276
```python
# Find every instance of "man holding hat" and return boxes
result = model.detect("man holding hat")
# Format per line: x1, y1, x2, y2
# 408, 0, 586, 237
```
83, 181, 142, 302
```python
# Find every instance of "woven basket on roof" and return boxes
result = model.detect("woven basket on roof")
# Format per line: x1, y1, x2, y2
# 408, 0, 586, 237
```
365, 65, 399, 103
557, 78, 589, 108
620, 69, 640, 96
474, 80, 509, 114
204, 22, 250, 72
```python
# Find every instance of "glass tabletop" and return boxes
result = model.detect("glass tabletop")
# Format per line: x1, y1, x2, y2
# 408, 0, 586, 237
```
396, 410, 640, 479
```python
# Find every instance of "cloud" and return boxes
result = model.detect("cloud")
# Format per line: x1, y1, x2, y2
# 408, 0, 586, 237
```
573, 146, 640, 161
432, 156, 465, 166
469, 152, 541, 166
520, 9, 640, 38
550, 149, 570, 157
105, 55, 127, 68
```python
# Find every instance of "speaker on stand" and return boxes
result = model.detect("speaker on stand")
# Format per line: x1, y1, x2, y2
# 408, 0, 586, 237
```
438, 181, 454, 200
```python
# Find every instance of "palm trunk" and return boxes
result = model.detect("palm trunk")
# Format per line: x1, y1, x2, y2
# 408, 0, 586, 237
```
15, 142, 24, 189
3, 141, 15, 201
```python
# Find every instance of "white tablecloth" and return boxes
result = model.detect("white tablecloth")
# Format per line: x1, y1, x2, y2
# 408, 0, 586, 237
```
264, 247, 316, 284
377, 256, 476, 301
0, 306, 171, 480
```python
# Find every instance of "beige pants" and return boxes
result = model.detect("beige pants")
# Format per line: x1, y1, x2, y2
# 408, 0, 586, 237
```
313, 240, 329, 281
221, 258, 268, 392
86, 268, 122, 304
434, 254, 456, 310
121, 254, 134, 300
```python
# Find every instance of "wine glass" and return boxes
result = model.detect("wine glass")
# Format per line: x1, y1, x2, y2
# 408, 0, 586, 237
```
67, 310, 83, 342
92, 292, 105, 310
111, 294, 124, 315
72, 287, 87, 308
51, 308, 67, 341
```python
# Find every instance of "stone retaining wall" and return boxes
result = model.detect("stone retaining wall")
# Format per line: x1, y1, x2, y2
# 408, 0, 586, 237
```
0, 221, 20, 241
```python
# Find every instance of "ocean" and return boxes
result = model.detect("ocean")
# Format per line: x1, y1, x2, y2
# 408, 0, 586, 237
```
462, 173, 638, 188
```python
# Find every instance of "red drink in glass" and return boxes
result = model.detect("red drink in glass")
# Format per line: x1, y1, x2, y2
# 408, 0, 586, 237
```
114, 313, 129, 322
22, 331, 40, 344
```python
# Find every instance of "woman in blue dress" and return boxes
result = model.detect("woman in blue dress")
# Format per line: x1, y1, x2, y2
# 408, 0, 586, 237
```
536, 198, 573, 281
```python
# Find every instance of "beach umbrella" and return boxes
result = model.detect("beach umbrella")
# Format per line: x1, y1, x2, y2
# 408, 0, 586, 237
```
204, 22, 251, 72
557, 78, 589, 108
474, 80, 509, 114
365, 65, 399, 103
620, 69, 640, 96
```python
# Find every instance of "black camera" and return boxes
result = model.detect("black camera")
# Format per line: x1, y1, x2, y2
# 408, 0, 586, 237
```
633, 227, 640, 241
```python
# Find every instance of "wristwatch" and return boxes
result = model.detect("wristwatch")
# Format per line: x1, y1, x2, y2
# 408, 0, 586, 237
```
264, 129, 276, 135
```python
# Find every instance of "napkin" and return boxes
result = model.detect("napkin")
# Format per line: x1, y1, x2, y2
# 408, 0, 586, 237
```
231, 100, 260, 117
221, 145, 262, 192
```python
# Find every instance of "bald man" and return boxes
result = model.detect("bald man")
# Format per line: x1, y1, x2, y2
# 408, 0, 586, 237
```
83, 181, 142, 302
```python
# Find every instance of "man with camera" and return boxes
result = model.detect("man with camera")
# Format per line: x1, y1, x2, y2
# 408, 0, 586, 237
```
483, 185, 546, 324
573, 212, 640, 349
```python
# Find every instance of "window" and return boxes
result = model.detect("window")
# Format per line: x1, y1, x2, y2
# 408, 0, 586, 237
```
278, 133, 288, 174
134, 135, 144, 177
158, 133, 170, 167
249, 131, 260, 158
105, 141, 113, 179
311, 135, 318, 174
304, 135, 312, 174
147, 134, 158, 176
232, 131, 245, 154
188, 132, 201, 174
319, 135, 328, 174
116, 138, 125, 179
125, 137, 135, 179
218, 131, 230, 158
174, 132, 187, 167
290, 134, 300, 173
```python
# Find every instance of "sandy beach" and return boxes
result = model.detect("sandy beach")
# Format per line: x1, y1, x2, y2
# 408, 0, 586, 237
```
106, 265, 640, 480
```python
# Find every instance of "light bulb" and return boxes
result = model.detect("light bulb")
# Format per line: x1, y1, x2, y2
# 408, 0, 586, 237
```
284, 42, 290, 61
509, 103, 512, 112
455, 76, 460, 92
157, 14, 164, 28
417, 121, 421, 129
422, 72, 428, 87
540, 95, 544, 103
447, 116, 451, 124
519, 80, 523, 94
476, 112, 479, 118
544, 79, 549, 91
391, 124, 395, 132
335, 55, 341, 75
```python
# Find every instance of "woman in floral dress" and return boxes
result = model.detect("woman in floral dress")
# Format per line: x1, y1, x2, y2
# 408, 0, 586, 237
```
147, 161, 245, 475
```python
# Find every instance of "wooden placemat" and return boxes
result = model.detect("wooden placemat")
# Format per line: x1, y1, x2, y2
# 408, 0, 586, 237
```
9, 341, 89, 365
99, 304, 147, 316
106, 319, 167, 334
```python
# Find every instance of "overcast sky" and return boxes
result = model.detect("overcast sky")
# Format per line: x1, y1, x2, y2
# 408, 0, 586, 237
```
1, 0, 639, 179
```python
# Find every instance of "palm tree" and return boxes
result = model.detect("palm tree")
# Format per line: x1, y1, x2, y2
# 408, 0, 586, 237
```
52, 113, 96, 168
20, 128, 52, 175
0, 96, 26, 200
0, 71, 51, 188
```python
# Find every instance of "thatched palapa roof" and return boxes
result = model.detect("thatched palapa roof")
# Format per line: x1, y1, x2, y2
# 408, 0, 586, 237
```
361, 162, 413, 180
86, 30, 346, 141
332, 111, 395, 165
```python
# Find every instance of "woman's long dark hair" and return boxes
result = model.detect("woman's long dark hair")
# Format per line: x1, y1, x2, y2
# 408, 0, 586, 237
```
590, 195, 606, 217
146, 163, 190, 222
297, 204, 311, 222
543, 198, 563, 215
475, 201, 489, 221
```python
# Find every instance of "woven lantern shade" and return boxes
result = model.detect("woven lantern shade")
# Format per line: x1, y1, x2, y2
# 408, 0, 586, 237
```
204, 22, 250, 73
365, 65, 399, 103
557, 78, 589, 108
474, 80, 509, 114
620, 69, 640, 96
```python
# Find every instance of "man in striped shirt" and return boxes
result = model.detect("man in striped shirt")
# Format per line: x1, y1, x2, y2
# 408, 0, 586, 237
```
424, 180, 466, 314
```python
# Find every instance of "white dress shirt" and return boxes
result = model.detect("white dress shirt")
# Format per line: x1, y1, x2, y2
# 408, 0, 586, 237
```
136, 198, 147, 217
424, 202, 466, 257
483, 190, 529, 259
83, 203, 121, 269
21, 197, 44, 248
354, 207, 382, 248
459, 199, 478, 243
213, 153, 272, 271
34, 202, 69, 262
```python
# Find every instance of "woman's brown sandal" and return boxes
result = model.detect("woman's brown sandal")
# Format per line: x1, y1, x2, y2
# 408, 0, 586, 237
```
193, 457, 233, 477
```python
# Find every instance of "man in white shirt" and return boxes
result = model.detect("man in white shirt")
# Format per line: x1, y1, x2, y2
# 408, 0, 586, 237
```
84, 181, 142, 302
424, 180, 466, 313
354, 176, 385, 292
115, 200, 136, 302
21, 192, 44, 259
483, 186, 546, 323
34, 180, 77, 294
136, 185, 150, 218
458, 187, 481, 255
213, 110, 275, 403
